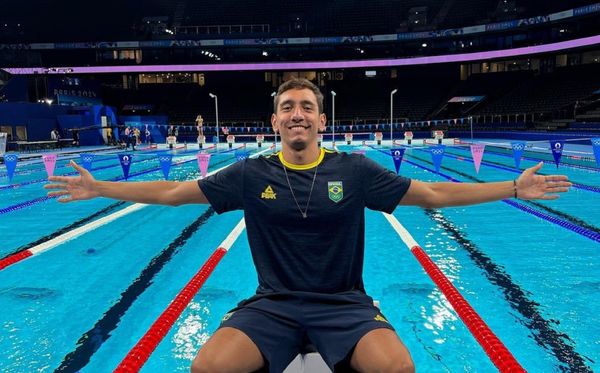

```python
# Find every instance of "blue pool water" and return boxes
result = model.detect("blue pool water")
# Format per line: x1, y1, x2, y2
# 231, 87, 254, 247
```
0, 140, 598, 372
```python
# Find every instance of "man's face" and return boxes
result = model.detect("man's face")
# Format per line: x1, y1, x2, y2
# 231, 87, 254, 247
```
271, 88, 326, 151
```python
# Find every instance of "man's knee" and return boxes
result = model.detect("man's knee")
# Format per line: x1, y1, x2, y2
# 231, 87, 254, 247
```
190, 352, 234, 373
385, 358, 415, 373
190, 328, 264, 373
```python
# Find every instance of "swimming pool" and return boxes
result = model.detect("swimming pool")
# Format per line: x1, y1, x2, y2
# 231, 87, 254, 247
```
1, 140, 598, 372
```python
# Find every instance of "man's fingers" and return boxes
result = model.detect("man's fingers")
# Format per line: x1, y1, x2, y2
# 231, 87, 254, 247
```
44, 183, 67, 190
58, 196, 74, 203
48, 190, 70, 197
527, 161, 543, 174
548, 187, 570, 193
545, 175, 569, 182
70, 160, 84, 172
540, 194, 560, 200
546, 181, 572, 188
48, 176, 73, 183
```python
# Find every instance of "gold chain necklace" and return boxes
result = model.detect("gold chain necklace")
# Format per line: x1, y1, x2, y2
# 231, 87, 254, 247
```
282, 163, 318, 219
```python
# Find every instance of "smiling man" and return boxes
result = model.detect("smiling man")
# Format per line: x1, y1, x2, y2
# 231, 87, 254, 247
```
45, 78, 571, 373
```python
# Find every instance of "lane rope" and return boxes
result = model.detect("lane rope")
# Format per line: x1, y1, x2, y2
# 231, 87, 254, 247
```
114, 218, 246, 372
0, 147, 272, 271
383, 212, 526, 373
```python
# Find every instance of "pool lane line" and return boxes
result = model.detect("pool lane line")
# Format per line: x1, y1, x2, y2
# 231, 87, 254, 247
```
392, 139, 598, 166
54, 207, 217, 372
0, 147, 121, 167
438, 148, 600, 193
0, 156, 235, 260
114, 217, 246, 373
446, 142, 599, 172
0, 146, 272, 271
0, 156, 233, 260
367, 145, 600, 244
0, 145, 221, 191
0, 145, 167, 177
0, 153, 119, 178
0, 201, 127, 260
383, 212, 526, 373
0, 203, 147, 271
409, 155, 600, 243
407, 153, 600, 244
403, 149, 600, 236
397, 145, 600, 193
0, 146, 241, 215
424, 209, 593, 372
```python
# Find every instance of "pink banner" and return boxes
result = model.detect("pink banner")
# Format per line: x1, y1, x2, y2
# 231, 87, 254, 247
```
42, 153, 57, 177
196, 152, 211, 178
470, 144, 485, 174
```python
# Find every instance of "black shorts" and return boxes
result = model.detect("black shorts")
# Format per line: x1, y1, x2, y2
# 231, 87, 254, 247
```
218, 291, 395, 373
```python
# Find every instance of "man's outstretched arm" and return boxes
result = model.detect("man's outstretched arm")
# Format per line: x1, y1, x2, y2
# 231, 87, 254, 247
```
45, 160, 208, 206
400, 162, 572, 209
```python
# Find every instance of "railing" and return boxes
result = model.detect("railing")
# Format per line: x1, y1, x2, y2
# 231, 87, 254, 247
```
175, 23, 270, 35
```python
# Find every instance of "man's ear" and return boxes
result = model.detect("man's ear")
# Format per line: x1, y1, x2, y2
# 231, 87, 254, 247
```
318, 113, 327, 132
271, 113, 279, 133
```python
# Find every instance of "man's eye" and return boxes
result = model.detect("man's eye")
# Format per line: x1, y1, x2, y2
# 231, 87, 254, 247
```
304, 106, 312, 111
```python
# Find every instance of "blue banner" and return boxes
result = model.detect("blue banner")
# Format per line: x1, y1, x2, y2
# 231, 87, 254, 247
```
511, 141, 526, 168
390, 148, 405, 174
47, 76, 101, 106
79, 153, 95, 171
549, 140, 565, 168
158, 154, 173, 180
430, 145, 445, 173
118, 154, 133, 180
235, 150, 249, 161
4, 153, 18, 183
574, 3, 600, 16
592, 138, 600, 167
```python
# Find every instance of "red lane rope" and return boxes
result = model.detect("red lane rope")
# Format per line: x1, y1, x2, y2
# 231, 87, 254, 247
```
0, 250, 33, 270
114, 247, 228, 372
411, 245, 526, 373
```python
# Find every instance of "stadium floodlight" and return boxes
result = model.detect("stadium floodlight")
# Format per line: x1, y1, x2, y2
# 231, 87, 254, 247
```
331, 91, 336, 146
390, 89, 398, 143
209, 93, 219, 145
271, 91, 277, 151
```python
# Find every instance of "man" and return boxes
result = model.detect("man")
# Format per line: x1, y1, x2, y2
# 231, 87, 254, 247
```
50, 128, 61, 149
45, 78, 571, 373
71, 128, 80, 147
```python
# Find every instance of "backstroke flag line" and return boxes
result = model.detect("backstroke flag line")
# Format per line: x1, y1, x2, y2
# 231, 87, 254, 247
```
197, 153, 211, 178
511, 141, 526, 168
158, 154, 173, 180
118, 154, 133, 180
4, 154, 18, 183
591, 138, 600, 167
549, 140, 564, 168
390, 148, 405, 174
470, 144, 485, 174
42, 154, 57, 178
